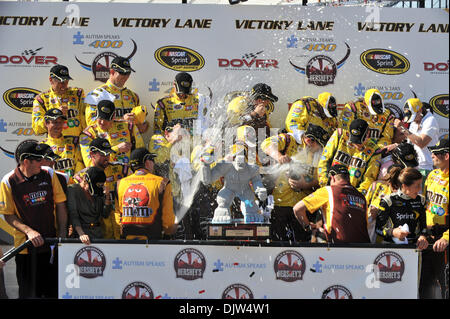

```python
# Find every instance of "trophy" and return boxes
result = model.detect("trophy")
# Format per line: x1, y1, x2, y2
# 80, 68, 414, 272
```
200, 145, 270, 240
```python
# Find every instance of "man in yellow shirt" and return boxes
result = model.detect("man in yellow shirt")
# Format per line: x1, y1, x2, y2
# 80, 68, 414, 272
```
261, 123, 328, 242
420, 138, 449, 299
32, 64, 86, 146
338, 88, 394, 148
318, 118, 382, 196
117, 148, 177, 240
79, 100, 145, 239
285, 92, 337, 142
84, 56, 149, 134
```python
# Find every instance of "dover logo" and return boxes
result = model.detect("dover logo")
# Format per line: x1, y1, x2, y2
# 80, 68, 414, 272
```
3, 88, 40, 114
273, 250, 306, 282
0, 47, 57, 67
174, 248, 206, 280
218, 50, 278, 71
75, 39, 137, 82
290, 43, 351, 86
321, 285, 353, 299
74, 246, 106, 279
429, 94, 448, 118
122, 282, 154, 299
155, 46, 205, 72
222, 283, 254, 299
373, 251, 405, 283
360, 49, 410, 75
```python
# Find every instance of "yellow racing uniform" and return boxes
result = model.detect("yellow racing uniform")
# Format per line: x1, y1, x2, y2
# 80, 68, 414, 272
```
424, 168, 449, 242
338, 89, 394, 148
79, 121, 145, 238
285, 95, 337, 139
117, 169, 175, 240
317, 128, 382, 196
32, 87, 86, 145
84, 80, 147, 128
42, 135, 85, 178
261, 133, 319, 206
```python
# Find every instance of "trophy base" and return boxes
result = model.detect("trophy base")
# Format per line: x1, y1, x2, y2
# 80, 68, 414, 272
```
207, 218, 270, 241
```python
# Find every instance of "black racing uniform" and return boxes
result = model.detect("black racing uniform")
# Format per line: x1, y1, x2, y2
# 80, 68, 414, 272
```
376, 191, 428, 244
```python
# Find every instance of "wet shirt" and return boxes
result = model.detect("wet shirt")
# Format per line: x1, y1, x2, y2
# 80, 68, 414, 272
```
424, 168, 449, 241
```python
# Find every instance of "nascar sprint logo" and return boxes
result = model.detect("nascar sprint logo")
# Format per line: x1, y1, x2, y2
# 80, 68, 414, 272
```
429, 94, 448, 118
3, 87, 40, 113
360, 49, 410, 75
154, 46, 205, 72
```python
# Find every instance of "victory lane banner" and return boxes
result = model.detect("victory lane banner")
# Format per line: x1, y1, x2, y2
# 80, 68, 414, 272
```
59, 243, 419, 299
0, 2, 448, 180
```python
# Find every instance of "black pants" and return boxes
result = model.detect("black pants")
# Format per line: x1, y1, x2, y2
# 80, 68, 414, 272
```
15, 247, 58, 299
419, 248, 448, 299
270, 206, 310, 242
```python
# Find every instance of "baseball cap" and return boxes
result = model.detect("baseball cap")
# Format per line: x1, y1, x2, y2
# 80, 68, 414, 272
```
174, 72, 193, 94
250, 83, 278, 102
349, 119, 369, 144
391, 142, 418, 168
84, 166, 107, 196
96, 100, 115, 121
37, 143, 61, 161
44, 108, 67, 121
130, 148, 156, 170
304, 124, 330, 148
50, 64, 73, 82
428, 138, 449, 154
14, 139, 47, 163
328, 164, 350, 178
111, 56, 134, 74
89, 138, 115, 156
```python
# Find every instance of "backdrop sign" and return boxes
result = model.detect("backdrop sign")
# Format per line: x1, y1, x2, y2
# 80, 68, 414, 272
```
0, 2, 448, 179
59, 243, 419, 299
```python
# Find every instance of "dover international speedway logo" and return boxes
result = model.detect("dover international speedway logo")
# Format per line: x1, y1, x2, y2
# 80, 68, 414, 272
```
154, 46, 205, 72
360, 49, 410, 75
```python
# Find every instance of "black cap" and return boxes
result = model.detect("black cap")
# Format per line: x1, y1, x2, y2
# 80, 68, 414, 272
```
250, 83, 278, 102
130, 148, 156, 170
14, 139, 46, 163
304, 124, 330, 148
96, 100, 115, 120
44, 108, 67, 121
174, 72, 193, 94
349, 119, 369, 144
84, 166, 107, 196
50, 64, 73, 82
89, 138, 115, 156
428, 138, 449, 154
111, 56, 134, 74
328, 164, 350, 178
391, 142, 418, 168
38, 143, 61, 161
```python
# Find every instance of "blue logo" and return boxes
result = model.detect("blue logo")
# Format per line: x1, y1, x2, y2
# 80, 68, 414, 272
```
0, 119, 7, 132
149, 78, 160, 92
62, 292, 73, 299
354, 83, 366, 97
287, 35, 298, 48
213, 259, 224, 272
73, 31, 84, 45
